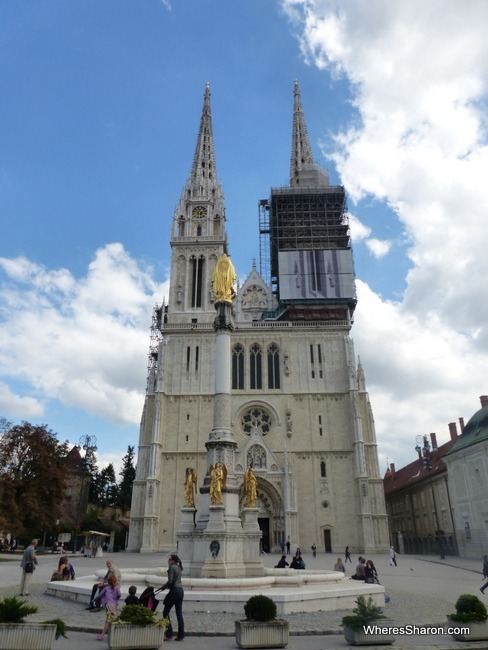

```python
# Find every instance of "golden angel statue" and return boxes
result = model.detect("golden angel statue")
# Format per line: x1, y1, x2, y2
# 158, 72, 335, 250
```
209, 462, 227, 505
211, 253, 237, 303
244, 466, 257, 508
184, 467, 197, 508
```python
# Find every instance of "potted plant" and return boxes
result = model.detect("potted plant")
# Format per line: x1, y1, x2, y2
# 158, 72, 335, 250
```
0, 595, 67, 650
447, 594, 488, 641
341, 595, 394, 645
107, 604, 169, 650
235, 594, 289, 648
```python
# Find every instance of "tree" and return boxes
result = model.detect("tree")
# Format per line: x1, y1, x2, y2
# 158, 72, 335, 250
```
117, 445, 136, 511
0, 420, 68, 535
90, 463, 118, 507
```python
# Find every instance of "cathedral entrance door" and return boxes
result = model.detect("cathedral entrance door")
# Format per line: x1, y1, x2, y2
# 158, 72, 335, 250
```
323, 529, 332, 552
258, 517, 270, 553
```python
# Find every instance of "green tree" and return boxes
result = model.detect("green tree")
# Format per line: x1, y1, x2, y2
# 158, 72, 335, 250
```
117, 445, 136, 511
0, 420, 68, 535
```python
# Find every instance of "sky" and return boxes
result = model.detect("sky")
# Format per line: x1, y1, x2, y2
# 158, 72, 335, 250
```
1, 0, 488, 476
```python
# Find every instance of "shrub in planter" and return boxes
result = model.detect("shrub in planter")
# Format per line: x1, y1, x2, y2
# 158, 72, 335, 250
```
107, 605, 169, 650
244, 595, 277, 622
236, 594, 289, 649
0, 596, 38, 623
341, 596, 393, 646
447, 594, 488, 642
450, 594, 488, 623
342, 596, 387, 632
0, 595, 67, 650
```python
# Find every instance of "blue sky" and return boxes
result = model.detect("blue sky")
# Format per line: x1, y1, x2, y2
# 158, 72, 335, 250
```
2, 0, 488, 473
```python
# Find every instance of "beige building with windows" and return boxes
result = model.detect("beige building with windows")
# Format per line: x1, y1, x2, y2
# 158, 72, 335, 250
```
127, 82, 389, 555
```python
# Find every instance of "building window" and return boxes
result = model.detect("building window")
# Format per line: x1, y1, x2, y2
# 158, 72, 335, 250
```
242, 407, 271, 435
190, 255, 205, 308
195, 345, 199, 372
186, 346, 191, 373
250, 343, 262, 389
267, 343, 280, 389
232, 344, 245, 389
320, 461, 326, 478
178, 216, 185, 237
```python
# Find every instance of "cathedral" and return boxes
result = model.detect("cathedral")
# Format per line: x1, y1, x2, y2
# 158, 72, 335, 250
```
127, 81, 389, 555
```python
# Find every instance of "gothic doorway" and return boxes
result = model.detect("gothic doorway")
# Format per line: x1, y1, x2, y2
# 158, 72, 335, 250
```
258, 517, 270, 553
238, 477, 284, 553
323, 529, 332, 552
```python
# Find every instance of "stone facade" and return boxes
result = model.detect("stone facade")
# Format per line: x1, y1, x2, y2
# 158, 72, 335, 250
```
443, 396, 488, 558
127, 82, 389, 556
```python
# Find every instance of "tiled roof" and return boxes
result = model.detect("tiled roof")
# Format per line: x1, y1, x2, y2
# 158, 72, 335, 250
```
383, 438, 457, 495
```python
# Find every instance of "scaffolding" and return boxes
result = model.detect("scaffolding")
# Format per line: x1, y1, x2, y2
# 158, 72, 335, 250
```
258, 198, 272, 288
269, 185, 349, 284
146, 302, 164, 392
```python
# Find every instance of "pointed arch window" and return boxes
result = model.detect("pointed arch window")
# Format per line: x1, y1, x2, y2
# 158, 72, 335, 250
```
250, 343, 262, 390
267, 343, 280, 389
196, 225, 202, 236
232, 344, 245, 390
178, 217, 185, 237
190, 255, 205, 308
320, 461, 326, 478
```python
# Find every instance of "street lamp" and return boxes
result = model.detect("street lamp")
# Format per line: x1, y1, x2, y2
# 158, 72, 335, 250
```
415, 434, 444, 559
73, 435, 97, 553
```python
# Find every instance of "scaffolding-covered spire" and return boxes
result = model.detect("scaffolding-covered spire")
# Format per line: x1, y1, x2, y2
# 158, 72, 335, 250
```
290, 79, 329, 188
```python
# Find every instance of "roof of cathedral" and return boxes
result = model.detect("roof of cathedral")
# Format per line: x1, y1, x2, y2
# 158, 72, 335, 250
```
290, 79, 330, 188
443, 403, 488, 456
383, 437, 457, 495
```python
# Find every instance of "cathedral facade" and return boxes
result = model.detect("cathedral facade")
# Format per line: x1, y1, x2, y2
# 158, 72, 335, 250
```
127, 82, 389, 555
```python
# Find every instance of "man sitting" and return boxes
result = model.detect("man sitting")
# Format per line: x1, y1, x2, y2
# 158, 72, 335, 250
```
86, 559, 122, 611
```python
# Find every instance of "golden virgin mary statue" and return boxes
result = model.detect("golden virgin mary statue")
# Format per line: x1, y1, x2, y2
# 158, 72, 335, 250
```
211, 253, 237, 303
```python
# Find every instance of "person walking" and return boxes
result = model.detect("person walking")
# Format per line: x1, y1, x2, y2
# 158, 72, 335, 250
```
389, 546, 397, 566
286, 538, 291, 555
162, 554, 185, 641
345, 545, 352, 563
96, 574, 121, 641
20, 539, 38, 596
311, 543, 317, 558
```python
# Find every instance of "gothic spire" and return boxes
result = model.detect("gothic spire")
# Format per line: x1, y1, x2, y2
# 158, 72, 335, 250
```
290, 79, 329, 188
188, 82, 220, 198
172, 83, 226, 241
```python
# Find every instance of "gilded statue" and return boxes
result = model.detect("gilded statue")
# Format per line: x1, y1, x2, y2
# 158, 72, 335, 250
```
209, 462, 227, 505
211, 253, 237, 303
244, 466, 257, 508
183, 467, 197, 508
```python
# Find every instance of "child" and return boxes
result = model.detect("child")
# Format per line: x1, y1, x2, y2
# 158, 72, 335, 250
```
96, 574, 121, 641
124, 585, 139, 605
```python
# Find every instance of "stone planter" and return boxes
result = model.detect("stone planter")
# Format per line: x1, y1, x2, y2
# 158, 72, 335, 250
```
0, 623, 57, 650
235, 619, 289, 648
107, 623, 166, 649
343, 623, 395, 645
447, 616, 488, 641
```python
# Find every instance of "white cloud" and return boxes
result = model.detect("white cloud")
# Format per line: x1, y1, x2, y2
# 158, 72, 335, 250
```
0, 381, 45, 418
283, 0, 488, 467
366, 238, 391, 259
0, 244, 169, 426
